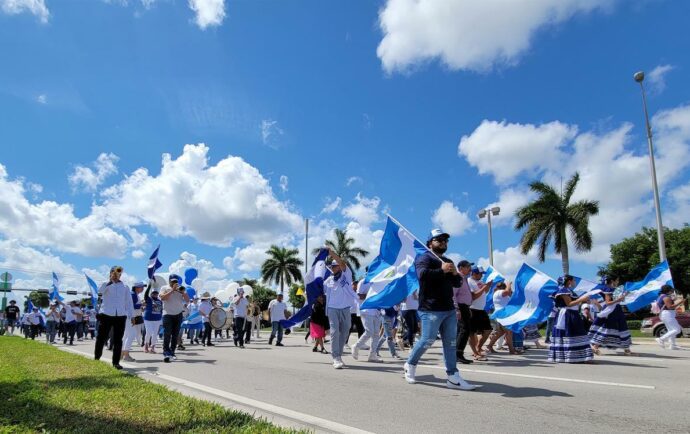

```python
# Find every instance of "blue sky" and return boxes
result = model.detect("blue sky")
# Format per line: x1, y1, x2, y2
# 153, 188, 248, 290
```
1, 0, 689, 300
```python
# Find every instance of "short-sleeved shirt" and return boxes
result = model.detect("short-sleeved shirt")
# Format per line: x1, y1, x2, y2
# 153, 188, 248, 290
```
161, 286, 186, 315
268, 300, 287, 321
5, 305, 20, 320
492, 289, 511, 311
469, 278, 487, 310
233, 297, 249, 318
198, 300, 213, 323
324, 268, 356, 310
453, 274, 472, 307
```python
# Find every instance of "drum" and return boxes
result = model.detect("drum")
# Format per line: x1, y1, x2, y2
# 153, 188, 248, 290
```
223, 316, 233, 330
209, 307, 227, 330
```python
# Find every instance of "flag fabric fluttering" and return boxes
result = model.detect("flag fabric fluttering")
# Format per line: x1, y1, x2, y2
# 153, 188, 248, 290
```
148, 245, 163, 280
571, 276, 604, 300
359, 217, 428, 310
280, 248, 330, 328
85, 274, 99, 307
50, 272, 64, 301
622, 261, 674, 313
491, 263, 558, 332
482, 265, 505, 312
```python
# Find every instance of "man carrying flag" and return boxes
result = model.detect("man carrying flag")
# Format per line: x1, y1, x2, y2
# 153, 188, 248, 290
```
323, 248, 358, 370
404, 229, 478, 391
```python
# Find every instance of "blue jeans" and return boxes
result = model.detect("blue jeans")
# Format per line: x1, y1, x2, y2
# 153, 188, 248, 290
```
407, 310, 458, 375
376, 316, 397, 356
270, 321, 284, 344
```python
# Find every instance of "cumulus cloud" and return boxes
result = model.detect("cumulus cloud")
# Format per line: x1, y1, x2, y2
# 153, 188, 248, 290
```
342, 194, 381, 227
477, 245, 539, 280
99, 144, 303, 247
69, 153, 120, 193
1, 0, 50, 23
431, 201, 473, 236
168, 251, 228, 282
377, 0, 614, 73
320, 197, 342, 214
0, 164, 129, 257
647, 64, 674, 95
188, 0, 226, 29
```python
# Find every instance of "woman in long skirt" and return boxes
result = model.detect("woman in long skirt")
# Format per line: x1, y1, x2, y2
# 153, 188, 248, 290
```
589, 276, 632, 355
549, 275, 594, 363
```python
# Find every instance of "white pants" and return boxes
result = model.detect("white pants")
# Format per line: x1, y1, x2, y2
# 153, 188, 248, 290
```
250, 316, 261, 337
144, 320, 161, 347
659, 310, 681, 346
123, 321, 143, 351
356, 314, 382, 358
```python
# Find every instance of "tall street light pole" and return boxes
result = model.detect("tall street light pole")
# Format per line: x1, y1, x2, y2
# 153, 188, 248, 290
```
634, 71, 667, 262
304, 218, 309, 278
477, 207, 500, 266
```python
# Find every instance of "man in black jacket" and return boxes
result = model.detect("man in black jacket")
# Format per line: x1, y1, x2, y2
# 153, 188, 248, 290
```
404, 229, 479, 391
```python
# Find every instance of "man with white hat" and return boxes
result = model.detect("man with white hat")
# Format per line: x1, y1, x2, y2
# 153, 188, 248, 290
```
323, 247, 358, 369
403, 229, 479, 390
198, 292, 215, 347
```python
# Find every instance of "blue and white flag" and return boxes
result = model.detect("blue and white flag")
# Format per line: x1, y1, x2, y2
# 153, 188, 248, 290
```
360, 217, 428, 310
27, 299, 35, 313
622, 261, 674, 313
280, 248, 330, 328
148, 245, 163, 280
491, 263, 558, 332
85, 274, 99, 307
571, 276, 604, 300
50, 272, 64, 301
482, 265, 505, 312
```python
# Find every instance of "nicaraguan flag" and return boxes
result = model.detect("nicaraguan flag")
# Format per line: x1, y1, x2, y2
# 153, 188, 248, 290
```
148, 245, 163, 280
360, 217, 428, 310
622, 261, 674, 313
280, 248, 330, 328
571, 276, 604, 300
482, 265, 505, 312
491, 263, 558, 332
85, 274, 99, 307
27, 299, 35, 313
50, 272, 64, 301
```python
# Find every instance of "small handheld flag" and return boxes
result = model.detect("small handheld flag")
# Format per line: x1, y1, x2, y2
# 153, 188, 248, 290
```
482, 265, 505, 312
148, 245, 163, 280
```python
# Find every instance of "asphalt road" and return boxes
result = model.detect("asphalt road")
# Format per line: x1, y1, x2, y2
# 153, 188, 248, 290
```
52, 331, 690, 434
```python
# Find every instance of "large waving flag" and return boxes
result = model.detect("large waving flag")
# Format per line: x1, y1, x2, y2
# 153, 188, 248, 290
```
85, 274, 99, 307
148, 244, 163, 279
280, 248, 330, 328
360, 217, 428, 310
50, 272, 64, 302
491, 263, 558, 332
482, 265, 505, 312
622, 261, 673, 313
571, 276, 604, 300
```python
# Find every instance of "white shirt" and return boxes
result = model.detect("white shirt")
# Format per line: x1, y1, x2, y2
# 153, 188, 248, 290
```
401, 291, 419, 311
28, 311, 42, 325
46, 310, 61, 322
160, 286, 186, 315
469, 278, 487, 310
233, 296, 249, 317
268, 300, 287, 322
63, 305, 81, 323
357, 279, 380, 317
324, 268, 356, 310
199, 300, 213, 323
492, 289, 511, 312
98, 281, 134, 318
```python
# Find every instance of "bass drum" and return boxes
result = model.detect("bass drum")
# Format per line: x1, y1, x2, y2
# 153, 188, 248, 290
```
209, 307, 227, 330
222, 315, 233, 330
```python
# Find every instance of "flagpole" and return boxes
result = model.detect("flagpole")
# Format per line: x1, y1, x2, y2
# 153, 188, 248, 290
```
386, 214, 445, 263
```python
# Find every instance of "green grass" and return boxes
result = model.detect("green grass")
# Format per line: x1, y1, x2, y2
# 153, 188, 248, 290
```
0, 336, 303, 434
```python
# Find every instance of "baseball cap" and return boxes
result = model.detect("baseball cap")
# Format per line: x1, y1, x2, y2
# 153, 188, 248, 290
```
458, 260, 474, 268
427, 229, 450, 243
329, 260, 340, 267
132, 281, 146, 288
471, 266, 485, 275
168, 274, 182, 283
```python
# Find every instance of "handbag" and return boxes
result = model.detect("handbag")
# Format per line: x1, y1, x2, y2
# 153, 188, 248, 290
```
133, 315, 144, 325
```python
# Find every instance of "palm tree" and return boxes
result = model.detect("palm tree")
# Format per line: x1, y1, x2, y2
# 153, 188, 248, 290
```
313, 228, 369, 276
260, 246, 304, 295
238, 278, 258, 288
514, 172, 599, 274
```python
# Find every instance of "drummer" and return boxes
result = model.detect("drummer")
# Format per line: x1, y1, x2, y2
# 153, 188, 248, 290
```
199, 292, 215, 347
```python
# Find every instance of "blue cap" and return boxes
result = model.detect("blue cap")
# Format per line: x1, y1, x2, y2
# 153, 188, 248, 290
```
329, 260, 340, 267
169, 274, 182, 283
471, 266, 485, 275
427, 228, 450, 243
132, 281, 146, 288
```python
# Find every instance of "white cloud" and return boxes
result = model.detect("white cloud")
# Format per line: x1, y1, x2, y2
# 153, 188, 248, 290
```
188, 0, 226, 29
431, 201, 473, 237
99, 144, 303, 247
458, 120, 576, 183
483, 188, 533, 227
36, 94, 47, 104
477, 245, 539, 280
260, 119, 284, 147
168, 251, 228, 283
320, 196, 341, 214
1, 0, 49, 23
345, 176, 363, 187
647, 64, 674, 94
131, 249, 145, 259
377, 0, 614, 73
666, 182, 690, 228
69, 153, 120, 193
0, 164, 129, 257
342, 194, 381, 227
279, 175, 288, 193
225, 244, 270, 274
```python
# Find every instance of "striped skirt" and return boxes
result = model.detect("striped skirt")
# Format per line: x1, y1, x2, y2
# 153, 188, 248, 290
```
549, 310, 593, 363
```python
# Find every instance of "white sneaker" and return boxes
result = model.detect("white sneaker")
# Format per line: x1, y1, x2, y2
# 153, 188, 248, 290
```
352, 346, 360, 360
360, 345, 370, 350
392, 353, 402, 360
333, 359, 344, 369
655, 338, 666, 348
447, 372, 479, 390
403, 362, 416, 384
669, 345, 682, 350
367, 354, 383, 363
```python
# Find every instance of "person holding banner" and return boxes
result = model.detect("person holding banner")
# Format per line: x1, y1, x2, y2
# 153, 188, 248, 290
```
404, 229, 478, 391
548, 275, 594, 363
588, 276, 632, 355
323, 248, 357, 369
655, 285, 685, 350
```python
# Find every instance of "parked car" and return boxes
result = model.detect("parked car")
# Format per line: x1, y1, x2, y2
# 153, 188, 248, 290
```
640, 311, 690, 337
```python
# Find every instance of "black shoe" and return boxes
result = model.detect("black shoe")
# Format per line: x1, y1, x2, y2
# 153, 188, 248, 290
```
239, 345, 245, 348
458, 355, 473, 365
268, 337, 273, 345
207, 343, 215, 347
113, 364, 123, 370
313, 347, 319, 352
177, 345, 186, 350
276, 343, 284, 347
195, 339, 200, 344
234, 341, 238, 347
164, 356, 170, 363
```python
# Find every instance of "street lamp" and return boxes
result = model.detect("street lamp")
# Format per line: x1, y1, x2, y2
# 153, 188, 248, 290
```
634, 71, 667, 262
478, 206, 500, 266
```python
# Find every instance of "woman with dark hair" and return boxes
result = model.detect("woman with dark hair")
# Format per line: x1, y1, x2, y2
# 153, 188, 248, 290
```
655, 285, 685, 350
310, 294, 329, 353
588, 276, 633, 355
549, 275, 594, 363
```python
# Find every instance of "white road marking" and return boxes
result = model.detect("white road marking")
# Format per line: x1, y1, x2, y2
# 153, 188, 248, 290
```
59, 346, 373, 434
421, 364, 655, 390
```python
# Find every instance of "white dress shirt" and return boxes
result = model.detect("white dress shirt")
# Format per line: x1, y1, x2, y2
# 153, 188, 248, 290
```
98, 281, 134, 318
